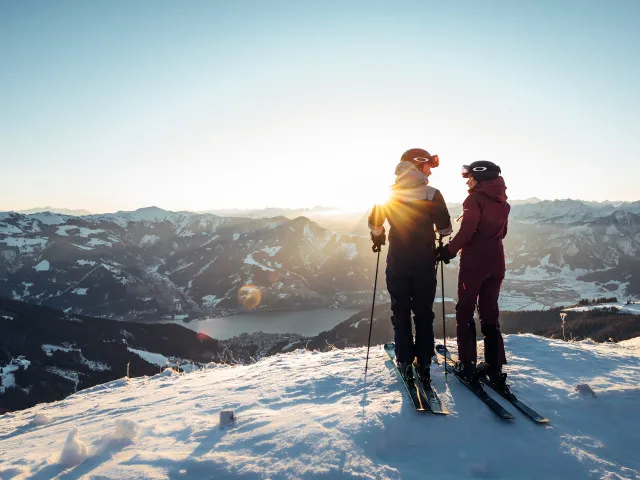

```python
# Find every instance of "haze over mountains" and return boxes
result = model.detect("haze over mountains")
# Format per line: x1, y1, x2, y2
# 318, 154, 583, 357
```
1, 198, 639, 321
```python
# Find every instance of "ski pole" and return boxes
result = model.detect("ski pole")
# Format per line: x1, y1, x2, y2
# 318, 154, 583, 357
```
364, 249, 381, 374
438, 235, 447, 377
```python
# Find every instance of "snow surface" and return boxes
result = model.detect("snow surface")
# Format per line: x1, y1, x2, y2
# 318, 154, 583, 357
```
243, 253, 275, 272
0, 236, 48, 253
1, 335, 639, 479
201, 294, 223, 308
139, 234, 160, 247
42, 344, 78, 356
41, 345, 111, 372
33, 260, 50, 271
0, 357, 30, 393
29, 212, 68, 225
76, 259, 97, 266
0, 221, 22, 234
563, 301, 640, 315
341, 242, 358, 260
127, 348, 168, 368
260, 246, 281, 256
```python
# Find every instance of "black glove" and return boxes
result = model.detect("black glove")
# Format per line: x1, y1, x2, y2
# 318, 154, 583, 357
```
435, 245, 454, 264
371, 231, 386, 253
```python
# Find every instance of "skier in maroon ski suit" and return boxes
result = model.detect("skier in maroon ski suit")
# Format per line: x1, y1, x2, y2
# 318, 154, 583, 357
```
436, 161, 510, 389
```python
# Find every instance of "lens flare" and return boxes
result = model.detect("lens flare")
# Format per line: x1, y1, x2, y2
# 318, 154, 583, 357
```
196, 332, 211, 342
238, 284, 262, 309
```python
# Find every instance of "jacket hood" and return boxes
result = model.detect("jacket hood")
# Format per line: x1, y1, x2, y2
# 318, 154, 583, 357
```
473, 176, 508, 203
394, 160, 429, 187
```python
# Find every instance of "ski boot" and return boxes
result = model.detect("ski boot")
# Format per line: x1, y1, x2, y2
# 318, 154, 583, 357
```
397, 361, 414, 385
477, 362, 511, 396
413, 361, 431, 388
455, 361, 481, 389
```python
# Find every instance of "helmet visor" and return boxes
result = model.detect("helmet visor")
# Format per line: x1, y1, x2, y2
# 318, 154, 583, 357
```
413, 154, 439, 168
461, 164, 489, 178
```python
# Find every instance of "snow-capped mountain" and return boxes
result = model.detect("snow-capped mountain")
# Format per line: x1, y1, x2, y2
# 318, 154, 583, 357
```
499, 207, 640, 308
1, 335, 639, 479
15, 207, 93, 216
1, 199, 639, 320
509, 199, 640, 223
0, 207, 375, 320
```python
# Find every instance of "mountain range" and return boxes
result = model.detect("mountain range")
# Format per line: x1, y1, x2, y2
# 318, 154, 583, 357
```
1, 199, 639, 322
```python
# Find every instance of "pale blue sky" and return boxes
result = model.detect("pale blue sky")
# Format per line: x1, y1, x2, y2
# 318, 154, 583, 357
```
1, 0, 638, 212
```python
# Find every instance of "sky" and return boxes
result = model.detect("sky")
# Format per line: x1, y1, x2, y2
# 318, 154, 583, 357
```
1, 0, 639, 213
1, 336, 640, 478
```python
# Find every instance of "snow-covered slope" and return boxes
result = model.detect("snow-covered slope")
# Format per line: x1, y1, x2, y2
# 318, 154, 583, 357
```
1, 335, 639, 479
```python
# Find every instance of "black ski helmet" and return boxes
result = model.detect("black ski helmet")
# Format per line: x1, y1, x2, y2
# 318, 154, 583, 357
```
461, 160, 501, 182
401, 148, 439, 168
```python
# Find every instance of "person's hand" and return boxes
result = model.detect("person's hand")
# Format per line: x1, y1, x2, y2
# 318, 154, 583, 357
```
371, 231, 386, 253
435, 245, 454, 264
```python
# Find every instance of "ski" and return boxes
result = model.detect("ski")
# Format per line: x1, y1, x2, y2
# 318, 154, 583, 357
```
436, 344, 548, 424
479, 377, 550, 424
412, 364, 448, 415
383, 343, 426, 412
435, 344, 515, 421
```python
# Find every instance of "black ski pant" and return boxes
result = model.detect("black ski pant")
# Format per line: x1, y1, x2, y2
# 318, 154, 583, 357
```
386, 261, 437, 366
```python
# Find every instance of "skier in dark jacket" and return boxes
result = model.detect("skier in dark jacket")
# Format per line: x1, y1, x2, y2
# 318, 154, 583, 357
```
369, 148, 452, 386
436, 161, 511, 390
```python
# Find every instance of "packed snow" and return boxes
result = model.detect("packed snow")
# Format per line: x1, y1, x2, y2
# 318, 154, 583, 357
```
1, 335, 639, 479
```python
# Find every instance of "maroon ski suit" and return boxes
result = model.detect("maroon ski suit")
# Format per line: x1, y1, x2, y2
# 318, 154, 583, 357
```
445, 176, 510, 368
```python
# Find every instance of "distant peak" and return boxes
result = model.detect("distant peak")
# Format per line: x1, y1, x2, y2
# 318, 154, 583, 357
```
135, 206, 169, 213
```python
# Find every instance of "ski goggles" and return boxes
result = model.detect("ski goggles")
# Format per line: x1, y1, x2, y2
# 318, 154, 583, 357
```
413, 154, 439, 168
461, 164, 488, 178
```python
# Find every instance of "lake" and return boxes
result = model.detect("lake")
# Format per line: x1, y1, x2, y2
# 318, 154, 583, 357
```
178, 308, 364, 340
